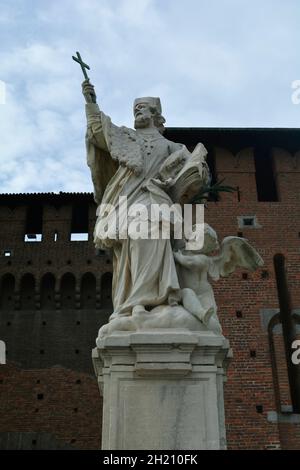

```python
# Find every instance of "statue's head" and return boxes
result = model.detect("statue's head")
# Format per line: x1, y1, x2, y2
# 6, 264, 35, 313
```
133, 97, 166, 133
184, 223, 219, 254
202, 224, 219, 254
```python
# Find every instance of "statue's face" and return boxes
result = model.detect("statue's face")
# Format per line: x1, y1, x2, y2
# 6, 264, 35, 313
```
202, 232, 219, 254
134, 102, 153, 129
184, 224, 219, 254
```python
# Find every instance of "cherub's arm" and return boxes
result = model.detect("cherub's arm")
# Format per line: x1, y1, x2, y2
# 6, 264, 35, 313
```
173, 250, 204, 269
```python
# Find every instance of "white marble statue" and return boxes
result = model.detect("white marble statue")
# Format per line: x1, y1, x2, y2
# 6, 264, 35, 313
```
82, 81, 210, 333
82, 80, 263, 339
174, 224, 264, 333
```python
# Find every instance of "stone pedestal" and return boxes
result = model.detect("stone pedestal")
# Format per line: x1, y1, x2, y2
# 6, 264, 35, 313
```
92, 329, 230, 450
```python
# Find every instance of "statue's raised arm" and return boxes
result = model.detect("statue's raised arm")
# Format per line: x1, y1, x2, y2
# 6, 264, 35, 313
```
81, 79, 120, 204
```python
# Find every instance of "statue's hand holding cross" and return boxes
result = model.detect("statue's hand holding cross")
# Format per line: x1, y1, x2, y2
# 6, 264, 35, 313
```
81, 79, 97, 104
72, 51, 97, 104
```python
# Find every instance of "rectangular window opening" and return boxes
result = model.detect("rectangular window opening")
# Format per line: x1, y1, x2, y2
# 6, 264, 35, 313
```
243, 217, 255, 227
254, 147, 278, 202
70, 203, 89, 242
24, 205, 43, 242
70, 233, 89, 242
24, 233, 42, 242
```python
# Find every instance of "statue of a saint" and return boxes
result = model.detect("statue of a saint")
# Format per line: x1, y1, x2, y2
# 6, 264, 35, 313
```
82, 80, 208, 323
81, 79, 262, 338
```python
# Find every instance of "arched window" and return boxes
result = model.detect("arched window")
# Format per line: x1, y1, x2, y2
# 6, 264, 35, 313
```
20, 273, 35, 310
0, 273, 15, 310
101, 272, 113, 309
60, 273, 76, 309
81, 273, 96, 309
41, 273, 56, 309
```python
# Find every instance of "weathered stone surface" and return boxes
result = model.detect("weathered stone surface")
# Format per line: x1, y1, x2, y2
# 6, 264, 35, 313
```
93, 329, 230, 450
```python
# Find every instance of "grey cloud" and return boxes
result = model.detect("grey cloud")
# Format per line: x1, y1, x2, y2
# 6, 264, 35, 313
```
0, 0, 299, 193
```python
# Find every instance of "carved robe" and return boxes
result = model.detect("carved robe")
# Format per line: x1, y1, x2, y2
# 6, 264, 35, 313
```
85, 103, 183, 316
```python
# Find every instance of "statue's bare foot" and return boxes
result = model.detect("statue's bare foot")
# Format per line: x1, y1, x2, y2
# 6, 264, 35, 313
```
132, 305, 147, 316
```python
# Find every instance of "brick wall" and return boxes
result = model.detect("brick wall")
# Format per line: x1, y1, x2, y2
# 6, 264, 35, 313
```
0, 133, 299, 449
0, 362, 102, 449
207, 146, 300, 449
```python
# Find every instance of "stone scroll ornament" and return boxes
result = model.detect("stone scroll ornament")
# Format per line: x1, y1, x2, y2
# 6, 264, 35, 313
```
74, 52, 263, 341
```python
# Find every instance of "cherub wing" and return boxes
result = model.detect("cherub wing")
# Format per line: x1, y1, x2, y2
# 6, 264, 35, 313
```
210, 236, 264, 280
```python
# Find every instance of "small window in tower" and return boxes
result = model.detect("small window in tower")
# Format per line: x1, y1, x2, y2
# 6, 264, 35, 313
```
3, 250, 12, 257
24, 233, 42, 242
24, 205, 43, 242
238, 215, 260, 229
70, 203, 89, 241
54, 231, 58, 242
254, 147, 278, 202
243, 217, 254, 227
70, 233, 89, 241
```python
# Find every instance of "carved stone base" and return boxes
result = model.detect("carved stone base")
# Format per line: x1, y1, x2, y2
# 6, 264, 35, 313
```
92, 329, 230, 450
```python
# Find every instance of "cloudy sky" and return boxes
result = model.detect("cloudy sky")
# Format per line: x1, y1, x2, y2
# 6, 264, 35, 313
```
0, 0, 299, 194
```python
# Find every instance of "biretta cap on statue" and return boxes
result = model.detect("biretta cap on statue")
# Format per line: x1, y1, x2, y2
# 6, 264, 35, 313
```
133, 97, 162, 114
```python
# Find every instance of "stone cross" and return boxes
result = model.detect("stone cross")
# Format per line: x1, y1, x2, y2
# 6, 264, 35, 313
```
72, 51, 90, 80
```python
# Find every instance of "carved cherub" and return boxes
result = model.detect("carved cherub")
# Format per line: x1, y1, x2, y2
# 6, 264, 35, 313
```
174, 224, 264, 333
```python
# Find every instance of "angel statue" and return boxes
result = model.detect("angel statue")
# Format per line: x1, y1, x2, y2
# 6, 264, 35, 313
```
174, 224, 264, 334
